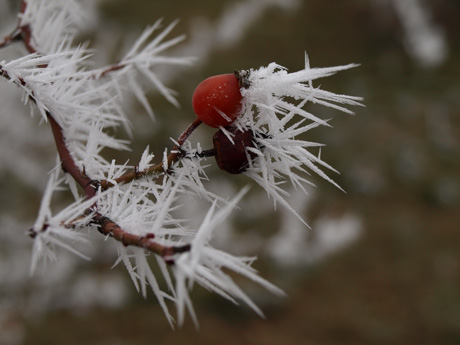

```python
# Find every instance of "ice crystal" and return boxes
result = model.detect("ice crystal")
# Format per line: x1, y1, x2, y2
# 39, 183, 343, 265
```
1, 0, 363, 326
235, 54, 364, 222
174, 188, 285, 326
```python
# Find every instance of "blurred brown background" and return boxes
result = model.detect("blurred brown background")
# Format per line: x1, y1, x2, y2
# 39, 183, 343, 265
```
1, 0, 459, 344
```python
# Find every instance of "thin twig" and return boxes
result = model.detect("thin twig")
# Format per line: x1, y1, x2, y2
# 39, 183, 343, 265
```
96, 63, 126, 79
48, 115, 97, 198
16, 0, 40, 54
0, 28, 22, 49
100, 118, 202, 189
0, 1, 29, 50
92, 212, 190, 263
2, 1, 194, 258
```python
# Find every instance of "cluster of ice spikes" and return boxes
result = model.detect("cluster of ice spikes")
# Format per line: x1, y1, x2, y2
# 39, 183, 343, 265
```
236, 58, 363, 224
0, 0, 362, 326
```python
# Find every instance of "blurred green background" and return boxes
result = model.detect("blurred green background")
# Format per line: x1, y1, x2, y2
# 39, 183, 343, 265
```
3, 0, 460, 344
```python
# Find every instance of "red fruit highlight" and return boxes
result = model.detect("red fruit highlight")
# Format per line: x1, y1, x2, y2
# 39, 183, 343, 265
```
192, 73, 242, 128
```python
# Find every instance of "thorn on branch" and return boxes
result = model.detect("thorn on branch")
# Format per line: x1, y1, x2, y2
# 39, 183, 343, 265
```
87, 179, 101, 190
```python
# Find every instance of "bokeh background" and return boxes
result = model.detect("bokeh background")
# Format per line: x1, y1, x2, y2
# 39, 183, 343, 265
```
1, 0, 459, 344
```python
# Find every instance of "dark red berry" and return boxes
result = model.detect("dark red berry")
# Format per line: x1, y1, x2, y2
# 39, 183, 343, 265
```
213, 127, 257, 174
192, 73, 242, 128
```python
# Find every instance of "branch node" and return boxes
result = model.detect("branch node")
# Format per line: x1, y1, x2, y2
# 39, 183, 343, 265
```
174, 244, 191, 254
28, 223, 49, 238
134, 165, 143, 179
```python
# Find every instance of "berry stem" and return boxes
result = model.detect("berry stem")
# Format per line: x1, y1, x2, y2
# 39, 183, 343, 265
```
195, 148, 216, 158
177, 118, 203, 146
100, 118, 203, 189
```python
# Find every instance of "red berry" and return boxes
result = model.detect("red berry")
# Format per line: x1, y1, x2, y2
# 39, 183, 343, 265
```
192, 73, 242, 128
213, 127, 257, 174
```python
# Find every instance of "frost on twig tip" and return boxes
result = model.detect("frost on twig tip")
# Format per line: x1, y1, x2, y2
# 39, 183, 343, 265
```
112, 19, 195, 114
174, 187, 285, 326
29, 167, 96, 273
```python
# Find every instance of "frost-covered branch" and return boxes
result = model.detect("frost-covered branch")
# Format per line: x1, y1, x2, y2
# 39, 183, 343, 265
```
0, 0, 363, 325
92, 213, 191, 261
100, 118, 203, 190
